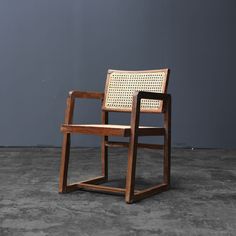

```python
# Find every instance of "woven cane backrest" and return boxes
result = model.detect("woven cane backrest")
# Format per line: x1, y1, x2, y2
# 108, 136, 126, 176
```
103, 69, 169, 113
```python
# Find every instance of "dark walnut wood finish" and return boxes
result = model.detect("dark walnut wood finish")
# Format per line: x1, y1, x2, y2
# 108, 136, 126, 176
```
59, 70, 171, 203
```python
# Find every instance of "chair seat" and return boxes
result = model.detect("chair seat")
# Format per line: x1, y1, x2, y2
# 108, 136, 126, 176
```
61, 124, 165, 137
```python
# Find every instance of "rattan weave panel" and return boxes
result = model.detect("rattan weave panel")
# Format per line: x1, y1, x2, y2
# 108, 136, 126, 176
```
104, 71, 167, 112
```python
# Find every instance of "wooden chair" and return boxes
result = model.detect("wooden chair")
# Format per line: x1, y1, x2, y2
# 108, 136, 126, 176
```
59, 69, 171, 203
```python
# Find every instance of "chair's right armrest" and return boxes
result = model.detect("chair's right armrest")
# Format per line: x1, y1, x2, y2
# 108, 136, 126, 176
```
134, 91, 171, 103
132, 91, 171, 114
130, 91, 171, 134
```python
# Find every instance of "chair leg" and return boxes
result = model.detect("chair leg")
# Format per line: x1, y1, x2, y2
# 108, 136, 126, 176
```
163, 133, 171, 186
59, 133, 71, 193
125, 136, 138, 204
101, 136, 108, 180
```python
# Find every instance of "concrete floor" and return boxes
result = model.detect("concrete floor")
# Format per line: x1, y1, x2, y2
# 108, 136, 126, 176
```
0, 148, 235, 236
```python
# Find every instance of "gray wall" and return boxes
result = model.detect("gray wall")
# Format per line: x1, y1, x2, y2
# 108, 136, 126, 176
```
0, 0, 235, 148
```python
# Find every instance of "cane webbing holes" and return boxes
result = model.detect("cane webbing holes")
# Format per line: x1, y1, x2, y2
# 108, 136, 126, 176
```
104, 71, 167, 112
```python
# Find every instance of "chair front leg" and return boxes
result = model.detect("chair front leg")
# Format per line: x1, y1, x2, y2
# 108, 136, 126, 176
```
125, 91, 140, 203
59, 133, 71, 193
125, 134, 138, 204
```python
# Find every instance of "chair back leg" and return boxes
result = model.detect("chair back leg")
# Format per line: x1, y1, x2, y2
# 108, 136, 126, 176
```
163, 98, 171, 186
163, 133, 171, 185
101, 136, 108, 180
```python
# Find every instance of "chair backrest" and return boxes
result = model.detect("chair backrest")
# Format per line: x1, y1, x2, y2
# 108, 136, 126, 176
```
102, 69, 170, 113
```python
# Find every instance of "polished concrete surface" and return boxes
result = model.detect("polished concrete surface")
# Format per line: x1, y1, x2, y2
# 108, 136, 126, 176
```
0, 148, 235, 236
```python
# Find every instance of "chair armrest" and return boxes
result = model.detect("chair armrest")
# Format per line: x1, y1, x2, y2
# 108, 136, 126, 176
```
63, 91, 104, 124
134, 91, 171, 102
132, 91, 171, 113
130, 91, 171, 135
69, 90, 104, 100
